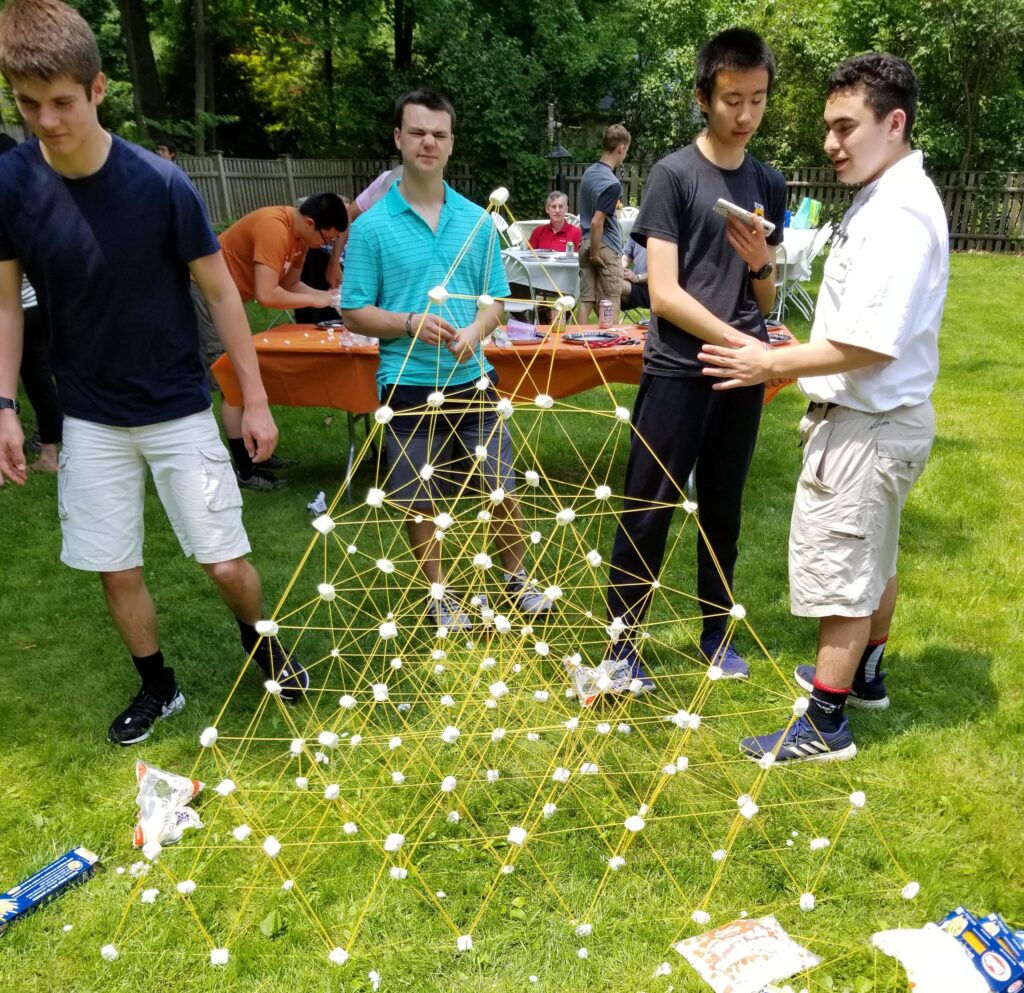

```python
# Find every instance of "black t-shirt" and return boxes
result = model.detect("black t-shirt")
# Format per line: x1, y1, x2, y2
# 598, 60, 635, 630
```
632, 143, 786, 377
0, 136, 220, 426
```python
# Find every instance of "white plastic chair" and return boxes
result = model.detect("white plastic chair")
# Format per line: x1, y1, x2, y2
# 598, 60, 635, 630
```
787, 222, 834, 319
491, 212, 523, 247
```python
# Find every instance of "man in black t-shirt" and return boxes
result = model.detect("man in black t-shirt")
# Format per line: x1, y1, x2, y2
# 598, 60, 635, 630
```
603, 28, 786, 692
0, 0, 307, 746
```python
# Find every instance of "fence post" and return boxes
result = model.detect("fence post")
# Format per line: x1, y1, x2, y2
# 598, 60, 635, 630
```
212, 150, 232, 224
279, 154, 297, 204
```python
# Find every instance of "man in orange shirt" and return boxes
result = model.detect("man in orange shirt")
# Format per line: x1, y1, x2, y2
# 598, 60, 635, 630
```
528, 191, 581, 252
192, 194, 347, 488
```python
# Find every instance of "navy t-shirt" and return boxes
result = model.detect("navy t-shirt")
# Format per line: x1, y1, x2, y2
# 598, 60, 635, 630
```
0, 135, 220, 426
632, 143, 786, 377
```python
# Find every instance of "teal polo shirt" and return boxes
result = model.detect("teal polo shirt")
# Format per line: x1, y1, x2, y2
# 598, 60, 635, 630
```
342, 180, 510, 389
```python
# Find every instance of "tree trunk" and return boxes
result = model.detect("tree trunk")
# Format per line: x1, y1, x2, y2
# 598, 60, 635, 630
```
115, 0, 166, 138
194, 0, 207, 154
322, 0, 336, 146
394, 0, 413, 72
206, 40, 217, 151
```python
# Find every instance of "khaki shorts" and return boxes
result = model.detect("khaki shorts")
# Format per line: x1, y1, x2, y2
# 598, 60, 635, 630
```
58, 410, 251, 572
789, 401, 933, 618
578, 242, 623, 323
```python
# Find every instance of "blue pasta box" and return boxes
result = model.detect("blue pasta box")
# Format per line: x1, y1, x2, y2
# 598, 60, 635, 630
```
0, 848, 99, 935
938, 907, 1024, 993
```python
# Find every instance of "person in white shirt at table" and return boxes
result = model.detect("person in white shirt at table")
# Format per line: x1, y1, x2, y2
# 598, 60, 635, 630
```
699, 52, 949, 764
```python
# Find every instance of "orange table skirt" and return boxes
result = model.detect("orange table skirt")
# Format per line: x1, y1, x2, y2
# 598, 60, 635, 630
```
212, 325, 646, 413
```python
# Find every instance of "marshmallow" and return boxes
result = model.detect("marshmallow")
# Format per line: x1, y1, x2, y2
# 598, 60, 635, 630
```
441, 775, 457, 793
426, 390, 445, 407
524, 470, 540, 486
328, 948, 350, 965
850, 791, 867, 808
800, 893, 816, 911
608, 856, 625, 871
477, 294, 495, 309
624, 815, 645, 832
486, 769, 500, 783
383, 833, 405, 852
311, 514, 336, 534
534, 690, 549, 702
682, 499, 698, 514
614, 406, 630, 422
457, 934, 474, 952
555, 507, 576, 526
730, 603, 747, 620
507, 826, 527, 845
318, 731, 339, 748
177, 880, 197, 895
542, 802, 557, 818
496, 398, 514, 418
140, 888, 159, 904
529, 531, 542, 544
375, 558, 395, 574
374, 405, 394, 424
199, 726, 218, 747
255, 619, 279, 637
390, 866, 408, 880
489, 487, 506, 504
379, 621, 398, 640
489, 187, 510, 206
554, 294, 575, 311
214, 779, 236, 797
343, 822, 358, 835
474, 444, 488, 461
324, 784, 340, 800
100, 944, 119, 962
210, 948, 229, 966
441, 726, 460, 744
295, 777, 308, 789
902, 881, 920, 900
232, 825, 251, 842
264, 679, 283, 696
391, 771, 405, 785
586, 550, 603, 568
491, 727, 505, 741
372, 683, 389, 701
489, 680, 509, 699
365, 487, 385, 507
793, 696, 810, 716
534, 393, 554, 409
692, 909, 711, 925
577, 947, 589, 960
317, 582, 336, 601
427, 285, 449, 305
263, 836, 282, 858
338, 694, 356, 709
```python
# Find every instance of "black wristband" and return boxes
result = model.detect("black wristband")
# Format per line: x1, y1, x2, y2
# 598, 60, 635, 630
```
405, 313, 415, 337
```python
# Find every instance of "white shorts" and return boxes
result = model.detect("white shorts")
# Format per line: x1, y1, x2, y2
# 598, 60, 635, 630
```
789, 401, 933, 618
58, 409, 251, 572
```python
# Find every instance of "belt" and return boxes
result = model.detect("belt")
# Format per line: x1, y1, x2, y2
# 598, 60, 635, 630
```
807, 401, 838, 414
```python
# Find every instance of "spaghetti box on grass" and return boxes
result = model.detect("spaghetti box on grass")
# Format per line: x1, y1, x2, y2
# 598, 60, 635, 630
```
937, 907, 1024, 993
0, 848, 99, 935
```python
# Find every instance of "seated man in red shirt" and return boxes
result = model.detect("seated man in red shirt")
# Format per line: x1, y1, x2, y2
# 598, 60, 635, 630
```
528, 191, 582, 252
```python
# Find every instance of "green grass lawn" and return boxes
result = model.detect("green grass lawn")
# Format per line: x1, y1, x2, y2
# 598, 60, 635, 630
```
0, 253, 1022, 992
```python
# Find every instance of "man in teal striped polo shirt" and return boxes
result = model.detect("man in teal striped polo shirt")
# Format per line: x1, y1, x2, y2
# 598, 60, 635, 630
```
342, 88, 550, 628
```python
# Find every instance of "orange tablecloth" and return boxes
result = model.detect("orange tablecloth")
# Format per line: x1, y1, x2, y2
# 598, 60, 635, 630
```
212, 325, 646, 413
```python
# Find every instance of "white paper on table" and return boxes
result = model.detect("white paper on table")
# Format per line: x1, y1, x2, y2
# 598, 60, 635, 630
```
872, 925, 989, 993
675, 915, 820, 993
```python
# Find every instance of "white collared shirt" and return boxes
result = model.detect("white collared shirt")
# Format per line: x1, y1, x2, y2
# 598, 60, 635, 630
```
800, 150, 949, 412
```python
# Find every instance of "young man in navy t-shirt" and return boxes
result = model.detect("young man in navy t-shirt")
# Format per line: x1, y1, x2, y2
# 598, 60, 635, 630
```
603, 28, 787, 691
0, 0, 306, 744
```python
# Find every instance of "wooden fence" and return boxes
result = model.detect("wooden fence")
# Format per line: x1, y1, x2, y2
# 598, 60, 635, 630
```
180, 154, 1022, 253
0, 128, 1019, 251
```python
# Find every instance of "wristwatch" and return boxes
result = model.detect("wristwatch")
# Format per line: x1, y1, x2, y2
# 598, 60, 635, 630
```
0, 396, 19, 414
749, 261, 774, 281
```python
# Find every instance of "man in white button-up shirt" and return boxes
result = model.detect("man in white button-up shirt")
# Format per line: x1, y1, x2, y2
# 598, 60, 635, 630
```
699, 53, 949, 763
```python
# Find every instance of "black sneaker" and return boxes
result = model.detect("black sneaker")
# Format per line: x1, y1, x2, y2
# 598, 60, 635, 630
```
794, 664, 890, 710
107, 680, 185, 746
254, 637, 309, 702
261, 454, 297, 471
236, 468, 287, 491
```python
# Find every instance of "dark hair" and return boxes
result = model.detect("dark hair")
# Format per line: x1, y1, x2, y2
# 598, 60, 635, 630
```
393, 88, 456, 132
0, 0, 102, 93
602, 123, 631, 153
827, 53, 918, 142
298, 192, 349, 233
155, 138, 176, 156
695, 28, 776, 107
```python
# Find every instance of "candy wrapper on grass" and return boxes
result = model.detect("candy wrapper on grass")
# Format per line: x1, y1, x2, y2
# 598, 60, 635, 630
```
132, 760, 205, 849
674, 915, 820, 993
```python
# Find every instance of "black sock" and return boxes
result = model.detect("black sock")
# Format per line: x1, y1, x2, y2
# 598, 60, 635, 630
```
132, 651, 174, 699
237, 617, 261, 655
807, 677, 850, 733
857, 636, 888, 684
228, 437, 254, 478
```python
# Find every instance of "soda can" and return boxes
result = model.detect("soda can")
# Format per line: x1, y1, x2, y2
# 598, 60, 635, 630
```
598, 298, 614, 329
565, 241, 575, 258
